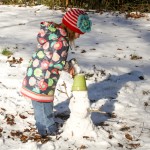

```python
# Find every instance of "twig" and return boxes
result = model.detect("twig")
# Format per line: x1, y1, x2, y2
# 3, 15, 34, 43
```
62, 81, 69, 98
87, 108, 108, 115
57, 89, 68, 96
57, 81, 69, 98
136, 122, 144, 140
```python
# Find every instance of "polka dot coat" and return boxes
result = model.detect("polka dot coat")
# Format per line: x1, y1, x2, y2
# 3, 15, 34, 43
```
21, 22, 69, 102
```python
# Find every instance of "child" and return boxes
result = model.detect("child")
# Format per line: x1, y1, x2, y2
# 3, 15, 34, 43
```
20, 9, 92, 137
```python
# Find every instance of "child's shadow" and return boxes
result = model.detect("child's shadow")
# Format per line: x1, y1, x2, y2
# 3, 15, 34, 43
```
54, 99, 70, 126
88, 70, 144, 125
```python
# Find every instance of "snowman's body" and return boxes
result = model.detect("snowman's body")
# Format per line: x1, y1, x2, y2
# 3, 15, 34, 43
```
62, 91, 97, 139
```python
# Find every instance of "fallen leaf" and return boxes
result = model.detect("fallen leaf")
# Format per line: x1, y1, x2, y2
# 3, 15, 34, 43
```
117, 48, 122, 50
10, 130, 22, 137
19, 114, 27, 119
1, 108, 6, 111
83, 136, 90, 139
81, 50, 86, 53
20, 134, 28, 143
128, 143, 140, 148
0, 127, 3, 132
90, 48, 96, 50
98, 122, 109, 126
29, 127, 36, 132
144, 102, 148, 106
120, 126, 130, 131
80, 145, 87, 149
24, 128, 30, 132
118, 143, 123, 147
109, 134, 113, 139
26, 111, 34, 115
107, 112, 117, 118
18, 23, 26, 25
112, 23, 117, 26
5, 114, 16, 125
125, 133, 133, 141
130, 54, 142, 60
139, 76, 144, 80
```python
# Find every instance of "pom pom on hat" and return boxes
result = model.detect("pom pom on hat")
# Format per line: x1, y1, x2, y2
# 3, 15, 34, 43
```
62, 9, 92, 34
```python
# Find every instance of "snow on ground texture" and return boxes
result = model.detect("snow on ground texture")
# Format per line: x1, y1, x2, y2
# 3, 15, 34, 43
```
0, 5, 150, 150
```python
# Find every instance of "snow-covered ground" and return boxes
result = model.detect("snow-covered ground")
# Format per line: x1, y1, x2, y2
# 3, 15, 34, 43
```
0, 5, 150, 150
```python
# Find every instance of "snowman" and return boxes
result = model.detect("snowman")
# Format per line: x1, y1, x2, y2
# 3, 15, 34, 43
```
62, 74, 97, 139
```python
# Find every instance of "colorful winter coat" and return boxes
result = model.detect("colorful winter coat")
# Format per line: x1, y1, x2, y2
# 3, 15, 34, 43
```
20, 22, 69, 102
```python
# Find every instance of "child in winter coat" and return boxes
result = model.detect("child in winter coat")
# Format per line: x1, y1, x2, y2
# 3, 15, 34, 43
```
20, 9, 92, 137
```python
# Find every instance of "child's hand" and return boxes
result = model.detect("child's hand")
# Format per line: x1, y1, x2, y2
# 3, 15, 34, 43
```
64, 58, 80, 78
69, 67, 75, 78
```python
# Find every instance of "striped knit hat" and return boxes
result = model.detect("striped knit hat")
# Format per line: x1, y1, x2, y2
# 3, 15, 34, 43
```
62, 9, 92, 34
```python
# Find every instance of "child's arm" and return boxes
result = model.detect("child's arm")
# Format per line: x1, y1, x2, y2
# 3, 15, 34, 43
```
50, 37, 69, 71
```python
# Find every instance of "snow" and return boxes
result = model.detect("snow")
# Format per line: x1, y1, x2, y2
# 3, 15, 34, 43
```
0, 5, 150, 150
62, 90, 97, 139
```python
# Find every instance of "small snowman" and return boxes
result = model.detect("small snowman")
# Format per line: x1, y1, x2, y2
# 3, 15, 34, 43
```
62, 74, 97, 139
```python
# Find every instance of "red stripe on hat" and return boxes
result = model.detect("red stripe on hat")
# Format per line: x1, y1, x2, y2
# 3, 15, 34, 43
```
62, 18, 84, 34
73, 9, 80, 15
66, 13, 77, 24
68, 11, 78, 20
74, 9, 85, 15
65, 16, 78, 29
63, 16, 79, 31
62, 9, 86, 34
63, 15, 77, 28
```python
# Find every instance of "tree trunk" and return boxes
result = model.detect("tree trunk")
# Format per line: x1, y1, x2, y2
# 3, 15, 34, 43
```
66, 0, 69, 7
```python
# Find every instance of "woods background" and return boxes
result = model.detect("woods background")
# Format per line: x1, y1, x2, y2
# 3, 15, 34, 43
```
1, 0, 150, 12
